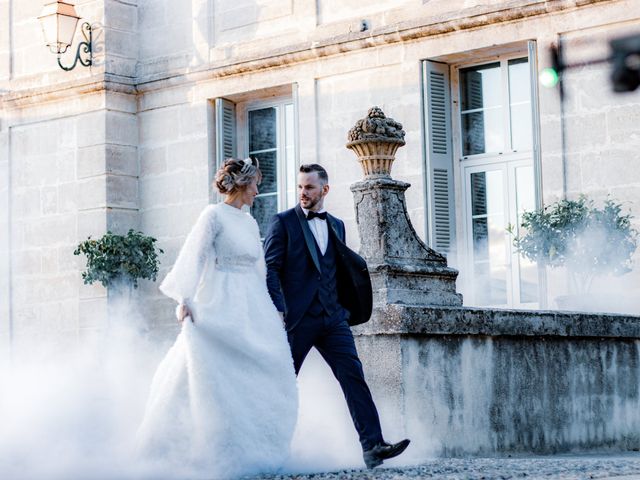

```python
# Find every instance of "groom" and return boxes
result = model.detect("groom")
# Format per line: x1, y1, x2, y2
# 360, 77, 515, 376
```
264, 163, 410, 469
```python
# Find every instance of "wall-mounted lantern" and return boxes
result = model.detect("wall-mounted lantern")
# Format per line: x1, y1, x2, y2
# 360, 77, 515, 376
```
38, 1, 92, 71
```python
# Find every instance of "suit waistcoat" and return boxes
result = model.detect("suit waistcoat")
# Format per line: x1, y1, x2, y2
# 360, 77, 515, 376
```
307, 232, 341, 316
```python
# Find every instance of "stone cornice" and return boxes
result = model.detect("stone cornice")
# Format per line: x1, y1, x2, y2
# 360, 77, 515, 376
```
135, 0, 612, 92
0, 74, 136, 110
0, 0, 615, 104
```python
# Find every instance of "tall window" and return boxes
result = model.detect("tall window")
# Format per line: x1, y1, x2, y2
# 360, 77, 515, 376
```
245, 102, 296, 237
423, 49, 540, 309
458, 57, 538, 308
215, 95, 297, 238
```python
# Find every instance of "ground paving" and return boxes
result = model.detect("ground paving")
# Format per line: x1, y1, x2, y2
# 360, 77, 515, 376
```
256, 455, 640, 480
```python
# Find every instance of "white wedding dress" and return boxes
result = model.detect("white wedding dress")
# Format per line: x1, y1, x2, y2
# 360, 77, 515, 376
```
136, 202, 298, 479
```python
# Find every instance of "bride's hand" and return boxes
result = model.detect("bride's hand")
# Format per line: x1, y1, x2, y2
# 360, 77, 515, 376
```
177, 303, 194, 323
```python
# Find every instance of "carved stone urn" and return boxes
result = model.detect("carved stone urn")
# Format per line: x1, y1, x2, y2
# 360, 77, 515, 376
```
346, 106, 405, 178
346, 107, 462, 308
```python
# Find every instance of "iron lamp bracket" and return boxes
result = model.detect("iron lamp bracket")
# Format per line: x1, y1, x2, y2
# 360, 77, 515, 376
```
58, 21, 92, 71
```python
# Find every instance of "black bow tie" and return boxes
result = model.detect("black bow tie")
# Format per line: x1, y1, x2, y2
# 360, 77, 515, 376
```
306, 211, 327, 221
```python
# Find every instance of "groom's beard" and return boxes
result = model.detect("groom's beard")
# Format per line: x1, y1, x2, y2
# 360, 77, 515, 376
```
300, 195, 323, 211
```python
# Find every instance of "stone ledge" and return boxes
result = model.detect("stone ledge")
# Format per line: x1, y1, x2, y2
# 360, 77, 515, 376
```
0, 74, 136, 110
353, 304, 640, 338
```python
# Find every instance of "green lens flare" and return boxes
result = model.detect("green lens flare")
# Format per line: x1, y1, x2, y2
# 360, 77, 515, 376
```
540, 68, 560, 88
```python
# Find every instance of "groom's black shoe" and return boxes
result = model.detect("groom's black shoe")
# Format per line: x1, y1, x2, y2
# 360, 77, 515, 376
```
363, 439, 410, 469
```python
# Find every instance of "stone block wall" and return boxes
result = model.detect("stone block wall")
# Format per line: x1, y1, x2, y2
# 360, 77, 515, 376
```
137, 0, 199, 72
137, 99, 211, 331
403, 335, 640, 455
0, 89, 138, 360
355, 305, 640, 456
8, 116, 81, 356
78, 95, 140, 340
103, 0, 138, 78
0, 0, 141, 359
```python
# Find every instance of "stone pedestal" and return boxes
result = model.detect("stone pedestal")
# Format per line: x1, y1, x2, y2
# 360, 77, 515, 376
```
351, 177, 462, 307
346, 107, 462, 309
346, 107, 462, 443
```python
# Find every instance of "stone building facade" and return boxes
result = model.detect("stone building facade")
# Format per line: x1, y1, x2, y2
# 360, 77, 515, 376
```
1, 0, 640, 356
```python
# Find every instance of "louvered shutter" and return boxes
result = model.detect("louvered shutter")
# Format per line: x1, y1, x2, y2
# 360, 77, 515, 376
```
215, 98, 236, 166
424, 60, 455, 254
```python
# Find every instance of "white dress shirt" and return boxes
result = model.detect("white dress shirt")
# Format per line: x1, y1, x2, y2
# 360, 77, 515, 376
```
301, 207, 328, 255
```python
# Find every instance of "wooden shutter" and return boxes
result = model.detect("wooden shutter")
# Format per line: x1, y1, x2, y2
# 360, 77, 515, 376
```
215, 98, 236, 166
424, 60, 455, 254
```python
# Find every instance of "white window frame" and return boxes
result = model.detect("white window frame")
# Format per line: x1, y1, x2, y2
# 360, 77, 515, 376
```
452, 55, 534, 162
237, 96, 297, 230
450, 50, 543, 308
462, 155, 538, 308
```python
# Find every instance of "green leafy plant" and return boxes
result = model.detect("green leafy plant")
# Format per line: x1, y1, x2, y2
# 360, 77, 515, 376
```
74, 230, 164, 289
509, 196, 638, 294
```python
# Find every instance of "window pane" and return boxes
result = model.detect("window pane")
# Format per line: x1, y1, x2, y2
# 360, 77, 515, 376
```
471, 170, 504, 217
515, 164, 535, 217
249, 107, 276, 152
461, 108, 503, 156
518, 254, 538, 303
470, 170, 507, 305
510, 104, 533, 152
472, 218, 489, 260
471, 172, 487, 216
508, 58, 530, 104
251, 194, 278, 238
460, 62, 502, 156
254, 150, 277, 194
508, 58, 533, 151
460, 63, 501, 110
515, 165, 538, 303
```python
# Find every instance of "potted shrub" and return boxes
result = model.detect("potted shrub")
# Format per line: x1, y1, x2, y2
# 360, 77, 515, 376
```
74, 230, 164, 294
509, 196, 638, 309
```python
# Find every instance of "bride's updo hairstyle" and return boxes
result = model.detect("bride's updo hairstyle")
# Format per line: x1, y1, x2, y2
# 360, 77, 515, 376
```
214, 157, 262, 194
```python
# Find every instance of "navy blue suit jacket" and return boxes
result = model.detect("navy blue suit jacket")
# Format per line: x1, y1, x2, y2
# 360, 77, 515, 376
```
263, 204, 346, 331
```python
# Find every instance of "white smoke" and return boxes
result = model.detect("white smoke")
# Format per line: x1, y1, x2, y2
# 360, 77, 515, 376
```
547, 220, 640, 314
448, 205, 639, 314
0, 286, 166, 479
0, 283, 386, 479
287, 350, 363, 473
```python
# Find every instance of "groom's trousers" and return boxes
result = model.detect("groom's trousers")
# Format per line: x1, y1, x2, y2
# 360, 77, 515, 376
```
287, 309, 384, 451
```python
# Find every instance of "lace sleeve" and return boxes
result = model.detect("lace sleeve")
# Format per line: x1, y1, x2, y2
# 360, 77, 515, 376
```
159, 205, 216, 305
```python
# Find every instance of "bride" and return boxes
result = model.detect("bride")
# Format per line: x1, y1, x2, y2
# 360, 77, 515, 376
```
136, 158, 298, 478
